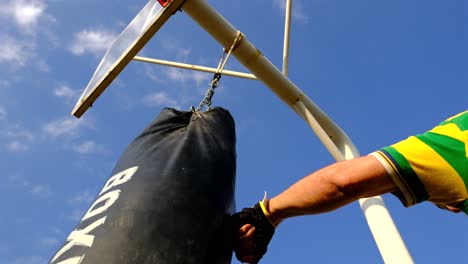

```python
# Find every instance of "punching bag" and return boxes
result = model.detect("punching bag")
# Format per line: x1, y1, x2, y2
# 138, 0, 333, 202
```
50, 107, 236, 264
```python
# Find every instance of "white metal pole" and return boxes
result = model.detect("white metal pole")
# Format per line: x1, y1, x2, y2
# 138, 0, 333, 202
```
133, 55, 257, 80
292, 101, 347, 162
181, 0, 413, 262
283, 0, 292, 76
359, 196, 413, 264
294, 101, 413, 264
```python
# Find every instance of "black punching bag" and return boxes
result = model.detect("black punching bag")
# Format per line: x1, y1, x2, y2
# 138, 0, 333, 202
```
50, 108, 236, 264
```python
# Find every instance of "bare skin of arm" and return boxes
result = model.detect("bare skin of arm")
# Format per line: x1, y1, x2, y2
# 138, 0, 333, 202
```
265, 155, 398, 225
237, 155, 398, 263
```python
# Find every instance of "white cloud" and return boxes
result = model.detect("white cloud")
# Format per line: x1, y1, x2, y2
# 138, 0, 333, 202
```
54, 85, 76, 98
0, 106, 6, 120
42, 117, 88, 137
165, 67, 211, 87
0, 34, 49, 70
0, 0, 46, 30
143, 65, 164, 83
0, 36, 29, 66
30, 184, 51, 196
36, 59, 50, 72
4, 125, 34, 141
73, 140, 98, 154
68, 190, 95, 205
273, 0, 308, 23
68, 208, 85, 222
8, 174, 30, 187
7, 174, 51, 197
143, 91, 179, 108
53, 85, 80, 103
70, 29, 117, 56
191, 71, 212, 86
39, 236, 58, 248
142, 67, 211, 110
2, 125, 34, 152
12, 1, 45, 28
0, 0, 55, 71
143, 40, 210, 88
6, 141, 29, 152
160, 39, 192, 61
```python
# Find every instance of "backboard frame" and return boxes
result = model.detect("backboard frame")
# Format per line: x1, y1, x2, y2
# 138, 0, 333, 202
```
71, 0, 185, 118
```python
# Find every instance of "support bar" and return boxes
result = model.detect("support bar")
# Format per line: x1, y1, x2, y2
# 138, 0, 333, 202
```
294, 100, 413, 264
181, 0, 413, 262
292, 101, 349, 162
133, 55, 257, 80
283, 0, 292, 76
359, 196, 413, 264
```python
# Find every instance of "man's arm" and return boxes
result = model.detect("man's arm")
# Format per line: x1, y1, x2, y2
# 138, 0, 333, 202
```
233, 155, 399, 263
265, 155, 398, 225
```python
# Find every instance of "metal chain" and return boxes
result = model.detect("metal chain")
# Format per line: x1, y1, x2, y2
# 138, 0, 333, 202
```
195, 31, 243, 111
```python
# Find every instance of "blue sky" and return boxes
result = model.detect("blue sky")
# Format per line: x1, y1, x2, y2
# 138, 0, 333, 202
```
0, 0, 467, 263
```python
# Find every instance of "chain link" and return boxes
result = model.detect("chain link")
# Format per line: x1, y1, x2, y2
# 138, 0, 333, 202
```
195, 73, 221, 111
194, 31, 243, 112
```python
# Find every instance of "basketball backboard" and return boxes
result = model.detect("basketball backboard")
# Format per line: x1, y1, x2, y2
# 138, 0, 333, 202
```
72, 0, 184, 118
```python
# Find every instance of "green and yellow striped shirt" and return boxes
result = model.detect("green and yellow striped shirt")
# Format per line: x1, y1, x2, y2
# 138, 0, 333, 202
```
372, 111, 468, 214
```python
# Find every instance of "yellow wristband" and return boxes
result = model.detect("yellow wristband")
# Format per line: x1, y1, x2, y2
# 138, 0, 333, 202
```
259, 197, 277, 227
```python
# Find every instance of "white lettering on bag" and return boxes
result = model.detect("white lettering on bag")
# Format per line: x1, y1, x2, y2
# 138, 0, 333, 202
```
50, 166, 139, 264
99, 166, 138, 195
82, 190, 120, 221
50, 217, 106, 263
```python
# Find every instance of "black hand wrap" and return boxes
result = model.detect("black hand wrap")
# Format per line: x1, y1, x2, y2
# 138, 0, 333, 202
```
232, 202, 276, 263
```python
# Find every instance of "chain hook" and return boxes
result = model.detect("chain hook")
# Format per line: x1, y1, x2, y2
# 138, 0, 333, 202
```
195, 31, 243, 112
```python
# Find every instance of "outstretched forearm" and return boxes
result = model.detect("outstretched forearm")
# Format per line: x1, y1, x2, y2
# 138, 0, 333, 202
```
266, 155, 398, 226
